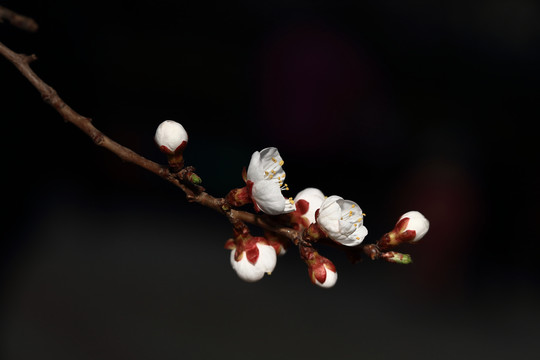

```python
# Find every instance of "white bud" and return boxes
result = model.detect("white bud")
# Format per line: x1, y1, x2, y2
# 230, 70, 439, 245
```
155, 120, 188, 153
294, 187, 326, 225
398, 211, 430, 242
314, 264, 338, 288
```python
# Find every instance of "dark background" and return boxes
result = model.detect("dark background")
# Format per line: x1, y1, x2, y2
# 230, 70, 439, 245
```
2, 1, 539, 359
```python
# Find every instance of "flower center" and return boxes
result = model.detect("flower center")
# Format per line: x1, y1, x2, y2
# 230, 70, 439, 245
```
339, 203, 366, 228
262, 158, 289, 191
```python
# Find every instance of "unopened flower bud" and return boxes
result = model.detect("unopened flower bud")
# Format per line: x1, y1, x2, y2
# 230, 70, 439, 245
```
155, 120, 188, 171
291, 188, 326, 229
378, 211, 429, 250
226, 229, 277, 282
302, 247, 338, 288
309, 258, 338, 289
381, 251, 412, 264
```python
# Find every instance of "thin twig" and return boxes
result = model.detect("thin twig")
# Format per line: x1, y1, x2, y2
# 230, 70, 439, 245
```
0, 6, 38, 32
0, 40, 303, 244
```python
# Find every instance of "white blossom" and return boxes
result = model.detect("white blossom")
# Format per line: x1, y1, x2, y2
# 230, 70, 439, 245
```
317, 195, 368, 246
246, 147, 296, 215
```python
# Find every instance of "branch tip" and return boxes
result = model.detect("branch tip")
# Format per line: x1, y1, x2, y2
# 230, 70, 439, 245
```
0, 6, 39, 32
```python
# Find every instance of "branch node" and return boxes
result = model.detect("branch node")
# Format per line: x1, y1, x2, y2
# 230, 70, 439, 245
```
91, 131, 105, 146
41, 88, 57, 105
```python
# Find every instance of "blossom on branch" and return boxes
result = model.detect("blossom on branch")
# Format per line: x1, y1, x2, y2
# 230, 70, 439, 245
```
226, 147, 295, 215
246, 147, 296, 215
378, 211, 429, 250
155, 120, 188, 171
0, 9, 434, 290
290, 187, 326, 230
225, 231, 277, 282
316, 195, 368, 246
301, 246, 338, 288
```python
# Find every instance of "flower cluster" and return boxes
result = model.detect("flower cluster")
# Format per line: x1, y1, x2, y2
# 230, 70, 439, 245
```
154, 120, 430, 289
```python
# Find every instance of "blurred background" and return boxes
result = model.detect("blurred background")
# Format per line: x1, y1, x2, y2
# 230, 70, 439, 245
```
1, 1, 539, 359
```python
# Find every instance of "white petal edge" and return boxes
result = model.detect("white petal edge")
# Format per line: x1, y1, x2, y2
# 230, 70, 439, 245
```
315, 265, 338, 288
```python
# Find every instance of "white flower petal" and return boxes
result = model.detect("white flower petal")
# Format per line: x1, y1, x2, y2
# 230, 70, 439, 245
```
255, 244, 277, 274
317, 196, 343, 235
252, 180, 295, 215
154, 120, 188, 151
317, 195, 367, 246
400, 211, 429, 242
246, 147, 286, 183
294, 188, 325, 224
315, 265, 338, 288
338, 225, 368, 246
230, 250, 265, 282
258, 147, 284, 173
246, 150, 264, 182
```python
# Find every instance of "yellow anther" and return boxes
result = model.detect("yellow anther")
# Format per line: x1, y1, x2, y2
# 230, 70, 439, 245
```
356, 237, 360, 240
268, 174, 273, 179
279, 160, 284, 166
362, 213, 366, 216
351, 204, 356, 208
271, 169, 275, 174
288, 197, 294, 204
264, 171, 269, 176
349, 211, 353, 216
357, 218, 362, 222
272, 157, 277, 163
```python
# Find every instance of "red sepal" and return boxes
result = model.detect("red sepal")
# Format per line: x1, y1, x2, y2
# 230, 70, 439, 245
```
174, 141, 187, 154
398, 229, 417, 243
245, 180, 261, 212
159, 145, 174, 155
224, 238, 236, 250
296, 199, 309, 216
245, 245, 260, 265
226, 186, 251, 207
394, 217, 410, 233
241, 166, 247, 183
311, 265, 327, 285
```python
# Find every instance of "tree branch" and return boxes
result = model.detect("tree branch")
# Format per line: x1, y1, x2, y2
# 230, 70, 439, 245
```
0, 40, 302, 244
0, 6, 38, 32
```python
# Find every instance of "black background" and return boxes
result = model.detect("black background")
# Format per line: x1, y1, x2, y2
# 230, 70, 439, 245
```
2, 1, 539, 359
